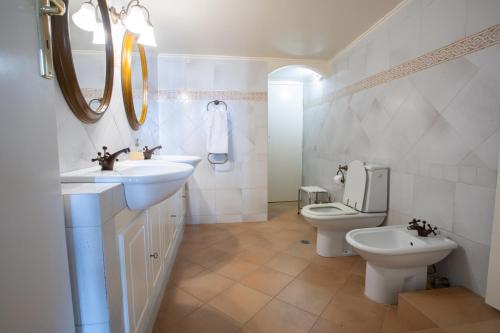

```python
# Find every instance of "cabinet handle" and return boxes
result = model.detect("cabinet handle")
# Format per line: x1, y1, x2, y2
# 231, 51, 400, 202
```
170, 215, 177, 218
150, 252, 159, 259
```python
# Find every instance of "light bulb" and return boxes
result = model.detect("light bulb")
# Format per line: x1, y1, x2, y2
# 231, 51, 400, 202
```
123, 5, 147, 34
137, 23, 157, 47
72, 1, 97, 32
92, 22, 105, 44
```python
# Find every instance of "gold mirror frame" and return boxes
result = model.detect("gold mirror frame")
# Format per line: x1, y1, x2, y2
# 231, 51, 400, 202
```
51, 0, 114, 123
121, 31, 148, 131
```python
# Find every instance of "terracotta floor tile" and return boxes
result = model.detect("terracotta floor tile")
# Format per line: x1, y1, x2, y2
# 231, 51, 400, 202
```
275, 229, 310, 242
312, 255, 357, 271
339, 274, 366, 299
247, 299, 318, 333
283, 242, 318, 260
177, 241, 207, 257
185, 246, 232, 268
169, 259, 205, 285
253, 237, 293, 252
309, 318, 356, 333
178, 271, 234, 302
296, 263, 348, 292
237, 327, 259, 333
235, 245, 277, 265
381, 306, 412, 333
240, 267, 294, 296
276, 279, 333, 315
445, 319, 500, 333
210, 257, 260, 281
212, 236, 256, 253
350, 256, 366, 277
209, 284, 271, 324
166, 304, 241, 333
264, 253, 309, 276
154, 288, 203, 330
321, 291, 387, 333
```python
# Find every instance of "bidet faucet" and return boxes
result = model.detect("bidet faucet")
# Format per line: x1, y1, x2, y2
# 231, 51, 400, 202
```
407, 219, 437, 237
91, 146, 130, 171
143, 145, 162, 160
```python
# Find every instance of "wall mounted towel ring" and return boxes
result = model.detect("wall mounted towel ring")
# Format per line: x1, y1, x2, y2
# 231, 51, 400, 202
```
206, 99, 228, 112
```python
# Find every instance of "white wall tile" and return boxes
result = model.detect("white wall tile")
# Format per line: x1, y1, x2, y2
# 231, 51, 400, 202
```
389, 171, 414, 216
421, 0, 466, 53
443, 70, 500, 148
465, 0, 500, 35
453, 183, 496, 245
216, 189, 243, 216
412, 176, 455, 231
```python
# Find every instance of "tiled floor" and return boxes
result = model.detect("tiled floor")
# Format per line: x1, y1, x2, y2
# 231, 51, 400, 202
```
152, 202, 405, 333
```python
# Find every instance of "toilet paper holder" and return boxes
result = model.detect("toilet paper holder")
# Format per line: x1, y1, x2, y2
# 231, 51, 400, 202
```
335, 164, 348, 184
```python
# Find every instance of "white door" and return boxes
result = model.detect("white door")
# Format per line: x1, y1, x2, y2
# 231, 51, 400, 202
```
159, 199, 174, 260
147, 204, 163, 294
119, 212, 150, 333
486, 154, 500, 310
268, 82, 303, 202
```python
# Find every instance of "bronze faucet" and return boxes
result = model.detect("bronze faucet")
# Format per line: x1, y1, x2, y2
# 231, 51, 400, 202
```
143, 145, 162, 160
91, 146, 130, 171
407, 219, 437, 237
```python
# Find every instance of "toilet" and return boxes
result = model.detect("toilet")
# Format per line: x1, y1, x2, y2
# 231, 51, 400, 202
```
301, 160, 388, 257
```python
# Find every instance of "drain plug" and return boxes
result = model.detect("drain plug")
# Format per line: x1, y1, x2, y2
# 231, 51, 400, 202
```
300, 239, 311, 244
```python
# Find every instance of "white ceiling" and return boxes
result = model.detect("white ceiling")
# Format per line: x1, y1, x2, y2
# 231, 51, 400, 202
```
145, 0, 403, 60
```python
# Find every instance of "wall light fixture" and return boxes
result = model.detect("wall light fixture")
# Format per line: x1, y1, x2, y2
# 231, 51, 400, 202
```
72, 0, 156, 46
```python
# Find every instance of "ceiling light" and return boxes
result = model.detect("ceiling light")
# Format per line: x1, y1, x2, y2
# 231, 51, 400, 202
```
72, 1, 97, 32
92, 22, 105, 44
137, 22, 156, 47
122, 3, 147, 33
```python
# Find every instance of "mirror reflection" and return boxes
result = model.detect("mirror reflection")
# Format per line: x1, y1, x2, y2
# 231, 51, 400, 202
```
131, 43, 145, 121
69, 0, 107, 112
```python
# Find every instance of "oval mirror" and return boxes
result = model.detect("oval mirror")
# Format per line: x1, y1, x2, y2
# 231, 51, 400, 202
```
122, 31, 148, 130
51, 0, 113, 123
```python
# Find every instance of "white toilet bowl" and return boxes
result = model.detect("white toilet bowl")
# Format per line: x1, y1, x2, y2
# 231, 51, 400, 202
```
301, 160, 389, 257
301, 203, 386, 257
346, 225, 457, 304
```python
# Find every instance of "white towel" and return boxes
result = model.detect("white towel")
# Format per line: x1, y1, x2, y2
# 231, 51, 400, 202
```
206, 105, 228, 154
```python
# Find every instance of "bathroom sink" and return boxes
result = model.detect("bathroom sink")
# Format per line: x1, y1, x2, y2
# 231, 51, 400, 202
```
152, 154, 202, 167
61, 163, 194, 210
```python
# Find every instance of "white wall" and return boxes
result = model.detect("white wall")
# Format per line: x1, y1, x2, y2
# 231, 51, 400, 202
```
157, 56, 269, 223
303, 0, 500, 296
268, 82, 303, 202
0, 1, 75, 332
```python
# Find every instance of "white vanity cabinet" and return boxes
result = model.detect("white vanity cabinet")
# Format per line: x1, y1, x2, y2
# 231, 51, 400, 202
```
62, 183, 187, 333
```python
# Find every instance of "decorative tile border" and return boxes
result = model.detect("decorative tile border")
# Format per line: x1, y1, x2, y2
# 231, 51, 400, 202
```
157, 90, 268, 102
307, 23, 500, 107
82, 88, 268, 102
81, 88, 104, 99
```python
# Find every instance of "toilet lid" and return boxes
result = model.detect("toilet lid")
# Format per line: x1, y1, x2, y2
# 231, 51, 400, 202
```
304, 203, 358, 216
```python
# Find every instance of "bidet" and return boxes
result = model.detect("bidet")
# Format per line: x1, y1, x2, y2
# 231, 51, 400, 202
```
346, 225, 457, 304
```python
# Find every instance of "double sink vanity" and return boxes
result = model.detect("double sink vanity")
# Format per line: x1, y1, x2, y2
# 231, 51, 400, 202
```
60, 152, 201, 333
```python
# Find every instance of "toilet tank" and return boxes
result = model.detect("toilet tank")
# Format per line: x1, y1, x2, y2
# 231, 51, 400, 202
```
342, 161, 388, 213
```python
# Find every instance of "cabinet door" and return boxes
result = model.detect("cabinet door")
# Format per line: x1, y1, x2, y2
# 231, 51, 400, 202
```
159, 198, 174, 260
118, 212, 150, 333
147, 204, 163, 294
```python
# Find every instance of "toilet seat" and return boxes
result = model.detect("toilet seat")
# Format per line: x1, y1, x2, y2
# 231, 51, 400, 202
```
301, 202, 358, 217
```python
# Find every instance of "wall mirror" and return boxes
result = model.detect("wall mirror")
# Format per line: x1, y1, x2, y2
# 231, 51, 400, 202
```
52, 0, 114, 123
121, 31, 148, 130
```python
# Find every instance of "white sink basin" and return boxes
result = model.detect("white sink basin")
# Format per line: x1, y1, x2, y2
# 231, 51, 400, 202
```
61, 162, 194, 210
152, 154, 202, 167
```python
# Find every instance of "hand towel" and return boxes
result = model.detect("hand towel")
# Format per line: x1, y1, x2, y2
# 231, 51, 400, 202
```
206, 105, 228, 154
